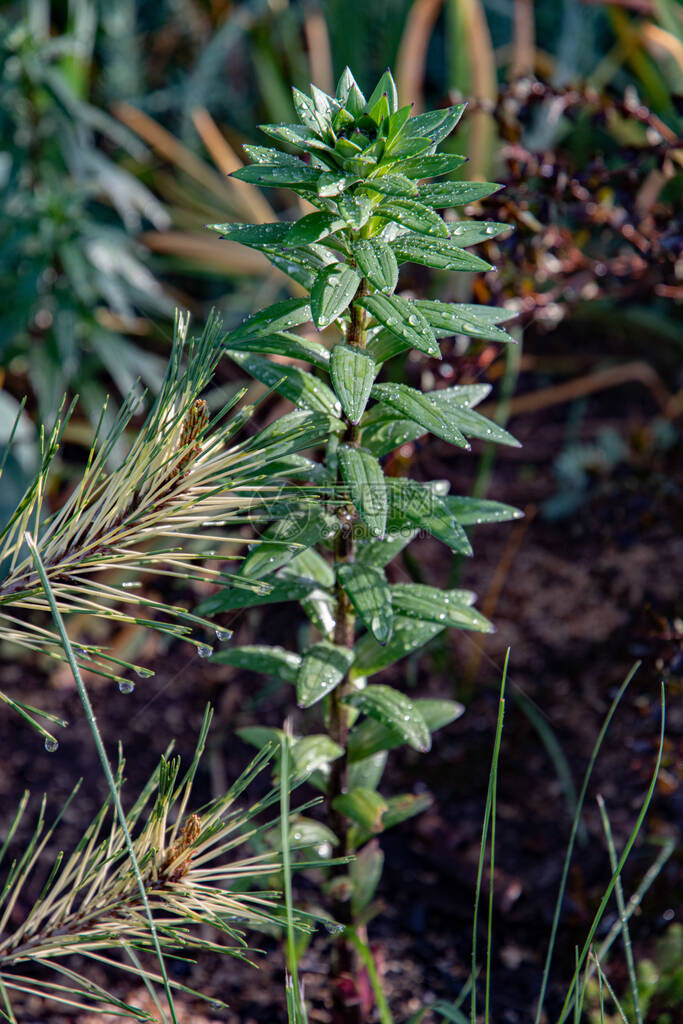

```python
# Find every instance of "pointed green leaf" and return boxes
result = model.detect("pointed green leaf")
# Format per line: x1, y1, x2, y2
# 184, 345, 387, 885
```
338, 445, 387, 538
336, 562, 393, 643
371, 383, 469, 448
297, 641, 355, 707
329, 344, 377, 423
243, 144, 303, 166
390, 583, 494, 632
240, 509, 336, 579
332, 788, 388, 833
415, 300, 516, 343
386, 105, 413, 145
318, 172, 360, 197
288, 211, 344, 246
381, 792, 433, 831
350, 238, 399, 291
356, 528, 417, 569
208, 222, 292, 247
259, 122, 332, 151
362, 417, 423, 457
361, 173, 418, 197
427, 391, 521, 446
230, 297, 312, 341
211, 645, 301, 682
337, 193, 374, 229
350, 840, 384, 912
229, 352, 341, 415
310, 85, 341, 121
386, 478, 472, 554
310, 263, 362, 329
409, 104, 466, 143
227, 331, 329, 368
291, 736, 344, 776
348, 698, 464, 761
345, 684, 431, 752
348, 752, 387, 791
366, 70, 398, 114
351, 615, 444, 678
301, 586, 336, 637
417, 181, 502, 208
278, 547, 335, 587
392, 233, 492, 272
396, 153, 468, 179
232, 162, 321, 187
359, 293, 440, 358
198, 578, 317, 615
448, 221, 512, 245
445, 496, 524, 525
375, 198, 449, 237
292, 87, 328, 133
336, 67, 366, 116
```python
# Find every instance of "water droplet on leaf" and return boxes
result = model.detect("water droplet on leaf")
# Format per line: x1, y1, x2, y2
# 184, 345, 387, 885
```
44, 736, 59, 753
118, 680, 135, 694
197, 644, 213, 659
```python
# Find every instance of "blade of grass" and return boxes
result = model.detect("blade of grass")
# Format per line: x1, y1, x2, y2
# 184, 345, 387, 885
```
471, 649, 508, 1023
597, 794, 642, 1024
26, 533, 179, 1024
591, 953, 630, 1024
556, 683, 666, 1024
280, 730, 307, 1024
533, 662, 641, 1024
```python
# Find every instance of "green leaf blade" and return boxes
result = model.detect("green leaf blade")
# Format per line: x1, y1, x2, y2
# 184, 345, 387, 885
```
329, 345, 377, 424
345, 684, 431, 752
338, 445, 388, 539
297, 641, 355, 708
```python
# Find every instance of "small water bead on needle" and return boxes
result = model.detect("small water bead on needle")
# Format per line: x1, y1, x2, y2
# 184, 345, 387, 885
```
215, 628, 233, 642
44, 736, 59, 753
134, 666, 155, 678
197, 643, 214, 659
118, 679, 135, 694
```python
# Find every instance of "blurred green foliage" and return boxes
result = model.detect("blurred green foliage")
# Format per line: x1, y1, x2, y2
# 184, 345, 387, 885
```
0, 1, 172, 424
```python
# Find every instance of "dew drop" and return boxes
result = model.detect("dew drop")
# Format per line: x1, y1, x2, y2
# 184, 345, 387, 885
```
118, 679, 136, 694
197, 644, 214, 659
44, 736, 59, 753
135, 666, 154, 678
324, 920, 345, 936
452, 225, 466, 235
121, 581, 140, 590
317, 841, 333, 858
485, 224, 498, 235
215, 628, 233, 642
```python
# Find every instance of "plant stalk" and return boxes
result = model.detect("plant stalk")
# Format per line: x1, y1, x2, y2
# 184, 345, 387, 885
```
327, 294, 367, 1024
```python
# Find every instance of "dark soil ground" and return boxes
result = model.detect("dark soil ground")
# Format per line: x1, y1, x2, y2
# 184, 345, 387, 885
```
1, 336, 681, 1023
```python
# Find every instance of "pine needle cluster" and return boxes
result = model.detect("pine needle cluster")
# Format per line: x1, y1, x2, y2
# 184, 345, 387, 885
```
0, 311, 330, 741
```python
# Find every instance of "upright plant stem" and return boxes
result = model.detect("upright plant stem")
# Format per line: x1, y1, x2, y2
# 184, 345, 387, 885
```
26, 533, 179, 1024
327, 288, 366, 1022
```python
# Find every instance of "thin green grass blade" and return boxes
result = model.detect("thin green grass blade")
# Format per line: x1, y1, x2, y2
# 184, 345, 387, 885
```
534, 662, 641, 1024
280, 731, 307, 1023
471, 650, 508, 1023
556, 683, 666, 1024
597, 795, 642, 1024
26, 533, 180, 1024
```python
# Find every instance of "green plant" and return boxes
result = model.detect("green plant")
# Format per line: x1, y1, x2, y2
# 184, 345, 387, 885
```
0, 306, 341, 1019
0, 310, 331, 742
206, 66, 522, 1017
0, 2, 172, 424
0, 706, 318, 1021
